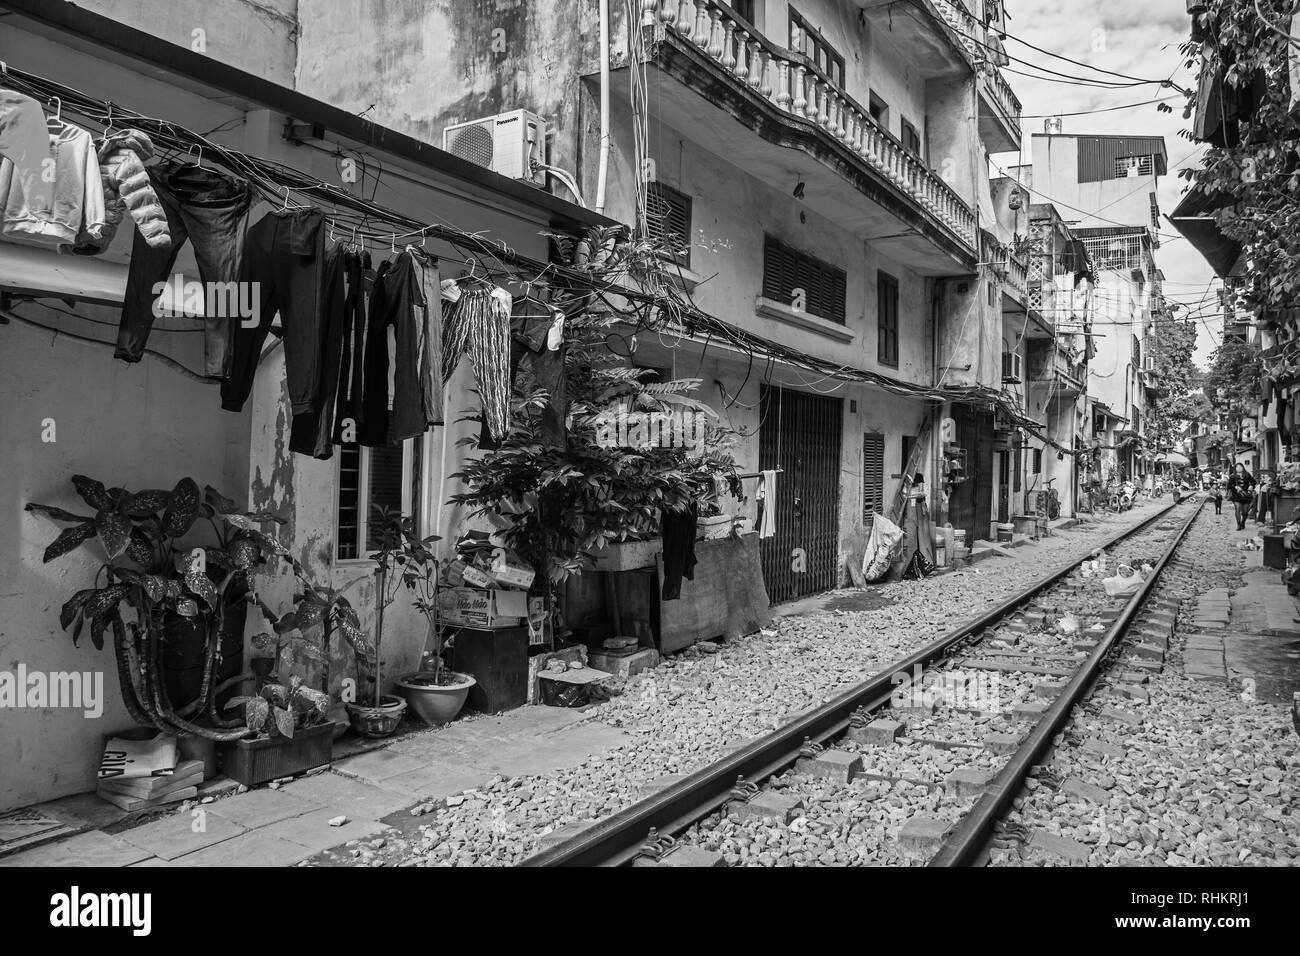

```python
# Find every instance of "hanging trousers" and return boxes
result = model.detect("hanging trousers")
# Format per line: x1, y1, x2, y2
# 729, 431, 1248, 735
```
443, 288, 511, 443
288, 245, 357, 459
117, 161, 251, 377
478, 300, 568, 452
221, 208, 325, 415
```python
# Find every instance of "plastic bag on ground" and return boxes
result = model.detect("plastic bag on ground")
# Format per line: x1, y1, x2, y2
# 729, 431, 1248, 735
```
1102, 567, 1143, 598
862, 512, 903, 583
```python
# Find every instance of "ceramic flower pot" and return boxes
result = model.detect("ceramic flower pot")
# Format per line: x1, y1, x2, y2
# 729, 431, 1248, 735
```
344, 695, 407, 738
396, 671, 476, 726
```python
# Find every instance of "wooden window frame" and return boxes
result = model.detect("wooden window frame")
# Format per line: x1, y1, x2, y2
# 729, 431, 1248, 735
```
877, 270, 900, 368
762, 234, 848, 325
334, 436, 426, 563
900, 117, 922, 158
646, 180, 693, 268
790, 8, 845, 88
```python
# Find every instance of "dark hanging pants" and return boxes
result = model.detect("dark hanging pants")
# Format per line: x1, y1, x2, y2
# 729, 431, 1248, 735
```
660, 504, 699, 601
116, 161, 251, 376
221, 208, 326, 415
355, 253, 436, 447
333, 249, 371, 444
288, 245, 353, 459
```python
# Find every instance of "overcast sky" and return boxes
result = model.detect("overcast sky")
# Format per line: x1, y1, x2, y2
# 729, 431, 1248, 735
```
992, 0, 1219, 367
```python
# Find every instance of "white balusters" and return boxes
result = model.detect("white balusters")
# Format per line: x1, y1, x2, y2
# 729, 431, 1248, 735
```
676, 0, 693, 37
721, 19, 737, 72
775, 58, 791, 109
641, 0, 660, 28
750, 42, 766, 93
734, 29, 749, 83
791, 63, 807, 116
693, 0, 709, 47
707, 8, 724, 59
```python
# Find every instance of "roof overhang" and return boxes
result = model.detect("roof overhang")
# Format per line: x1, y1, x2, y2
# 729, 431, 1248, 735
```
1169, 183, 1242, 277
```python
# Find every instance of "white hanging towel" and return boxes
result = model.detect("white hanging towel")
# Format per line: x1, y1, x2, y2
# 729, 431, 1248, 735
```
757, 470, 778, 539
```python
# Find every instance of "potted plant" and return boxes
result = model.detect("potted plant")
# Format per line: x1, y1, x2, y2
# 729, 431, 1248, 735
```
25, 476, 297, 741
1276, 461, 1300, 524
343, 506, 445, 737
360, 508, 477, 725
219, 674, 333, 786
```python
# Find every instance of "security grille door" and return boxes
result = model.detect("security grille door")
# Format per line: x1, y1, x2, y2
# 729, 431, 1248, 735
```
863, 432, 885, 523
759, 386, 843, 604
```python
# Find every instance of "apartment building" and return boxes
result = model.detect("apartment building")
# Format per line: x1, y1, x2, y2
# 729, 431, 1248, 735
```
1023, 128, 1169, 483
294, 0, 1024, 593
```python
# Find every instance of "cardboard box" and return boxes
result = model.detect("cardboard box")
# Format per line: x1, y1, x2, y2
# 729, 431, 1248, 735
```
491, 552, 536, 589
438, 587, 529, 628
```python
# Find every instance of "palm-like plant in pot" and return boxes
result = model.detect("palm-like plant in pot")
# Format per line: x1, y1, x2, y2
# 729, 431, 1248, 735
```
345, 506, 465, 735
364, 507, 476, 726
26, 477, 303, 740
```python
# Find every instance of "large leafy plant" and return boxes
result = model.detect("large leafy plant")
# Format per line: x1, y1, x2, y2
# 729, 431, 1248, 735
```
25, 476, 351, 741
451, 227, 740, 586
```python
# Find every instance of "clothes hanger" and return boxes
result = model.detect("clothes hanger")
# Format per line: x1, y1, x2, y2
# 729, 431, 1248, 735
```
46, 96, 65, 134
186, 144, 203, 168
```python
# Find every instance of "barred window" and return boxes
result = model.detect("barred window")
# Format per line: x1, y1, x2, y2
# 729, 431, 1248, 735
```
1114, 154, 1154, 178
336, 437, 424, 560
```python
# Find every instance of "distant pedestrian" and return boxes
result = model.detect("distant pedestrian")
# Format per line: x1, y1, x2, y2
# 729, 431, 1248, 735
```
1214, 485, 1223, 515
1226, 464, 1256, 531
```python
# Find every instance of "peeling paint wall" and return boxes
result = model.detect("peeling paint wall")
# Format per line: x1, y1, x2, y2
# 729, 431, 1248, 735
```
80, 0, 301, 87
296, 0, 599, 179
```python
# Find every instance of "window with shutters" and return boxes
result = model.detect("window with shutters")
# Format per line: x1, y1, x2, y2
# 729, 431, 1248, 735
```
1149, 193, 1160, 230
336, 436, 424, 561
1132, 333, 1141, 369
901, 434, 916, 476
646, 181, 692, 267
762, 235, 847, 324
877, 270, 899, 368
863, 432, 885, 521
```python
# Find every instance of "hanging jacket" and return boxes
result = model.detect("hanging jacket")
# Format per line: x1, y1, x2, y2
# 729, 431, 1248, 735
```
0, 118, 106, 247
72, 128, 170, 254
0, 89, 56, 225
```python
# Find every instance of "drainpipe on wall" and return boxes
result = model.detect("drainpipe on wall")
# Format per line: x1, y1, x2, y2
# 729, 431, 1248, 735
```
595, 0, 611, 214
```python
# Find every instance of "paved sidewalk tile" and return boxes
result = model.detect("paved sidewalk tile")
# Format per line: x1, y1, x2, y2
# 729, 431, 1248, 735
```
333, 749, 429, 783
0, 829, 153, 867
118, 811, 247, 861
170, 830, 316, 867
260, 808, 388, 853
206, 788, 323, 829
278, 771, 413, 819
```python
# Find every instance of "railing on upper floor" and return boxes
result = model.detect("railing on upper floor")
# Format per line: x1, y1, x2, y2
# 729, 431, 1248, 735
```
639, 0, 978, 248
932, 0, 1022, 139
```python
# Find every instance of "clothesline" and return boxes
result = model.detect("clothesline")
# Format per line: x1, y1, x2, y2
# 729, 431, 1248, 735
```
0, 62, 1082, 457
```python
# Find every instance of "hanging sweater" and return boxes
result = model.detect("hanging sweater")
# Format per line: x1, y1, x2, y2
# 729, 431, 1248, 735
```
0, 89, 56, 228
0, 119, 106, 247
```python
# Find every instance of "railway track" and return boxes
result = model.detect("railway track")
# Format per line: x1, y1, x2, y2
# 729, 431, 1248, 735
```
522, 497, 1203, 867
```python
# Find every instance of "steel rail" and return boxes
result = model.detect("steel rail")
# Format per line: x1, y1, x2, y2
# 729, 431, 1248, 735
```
521, 499, 1181, 867
929, 497, 1206, 867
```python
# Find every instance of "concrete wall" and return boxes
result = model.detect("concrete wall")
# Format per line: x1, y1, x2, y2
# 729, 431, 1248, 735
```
1030, 134, 1158, 230
81, 0, 300, 86
0, 19, 270, 812
0, 16, 566, 810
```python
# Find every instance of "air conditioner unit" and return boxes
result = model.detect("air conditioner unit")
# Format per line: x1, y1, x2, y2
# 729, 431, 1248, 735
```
442, 109, 547, 183
1001, 350, 1022, 384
